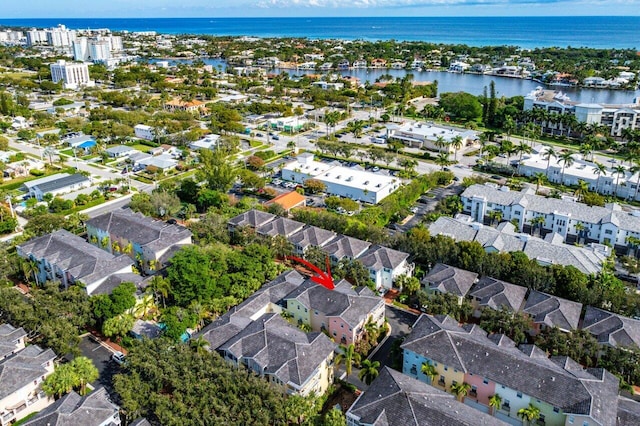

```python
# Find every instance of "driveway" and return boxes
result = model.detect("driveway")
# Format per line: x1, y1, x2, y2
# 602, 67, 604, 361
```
370, 305, 418, 368
76, 334, 120, 394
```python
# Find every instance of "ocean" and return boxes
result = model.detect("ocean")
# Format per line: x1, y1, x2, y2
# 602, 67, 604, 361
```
1, 16, 639, 49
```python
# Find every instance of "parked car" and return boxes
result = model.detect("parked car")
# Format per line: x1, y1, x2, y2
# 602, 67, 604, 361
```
272, 135, 280, 140
372, 166, 380, 172
410, 206, 418, 214
256, 133, 264, 137
112, 351, 126, 366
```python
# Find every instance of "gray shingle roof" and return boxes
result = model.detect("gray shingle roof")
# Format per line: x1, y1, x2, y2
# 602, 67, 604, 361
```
581, 306, 640, 349
468, 276, 528, 312
523, 290, 582, 331
617, 397, 640, 426
218, 313, 336, 388
17, 230, 134, 288
288, 225, 337, 249
21, 387, 120, 426
0, 323, 27, 360
322, 235, 371, 261
0, 345, 56, 401
256, 216, 305, 238
86, 208, 192, 254
89, 273, 145, 296
347, 367, 509, 426
357, 245, 409, 271
402, 315, 619, 425
227, 209, 276, 229
422, 263, 478, 297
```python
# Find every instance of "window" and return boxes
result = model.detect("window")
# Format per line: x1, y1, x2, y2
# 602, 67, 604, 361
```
582, 422, 588, 426
568, 417, 574, 424
483, 378, 489, 385
516, 392, 522, 398
553, 407, 560, 413
605, 229, 613, 235
444, 366, 448, 371
514, 211, 520, 216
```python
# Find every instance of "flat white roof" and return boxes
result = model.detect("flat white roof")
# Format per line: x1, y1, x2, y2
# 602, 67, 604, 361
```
392, 122, 476, 142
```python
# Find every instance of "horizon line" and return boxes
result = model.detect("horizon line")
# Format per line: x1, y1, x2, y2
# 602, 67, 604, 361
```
3, 15, 640, 20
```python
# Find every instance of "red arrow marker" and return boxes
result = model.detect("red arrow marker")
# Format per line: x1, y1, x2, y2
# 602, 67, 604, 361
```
286, 256, 335, 290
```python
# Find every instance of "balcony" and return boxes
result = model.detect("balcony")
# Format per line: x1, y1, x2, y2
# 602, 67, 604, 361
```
501, 403, 510, 412
437, 379, 445, 386
2, 412, 16, 425
469, 389, 478, 398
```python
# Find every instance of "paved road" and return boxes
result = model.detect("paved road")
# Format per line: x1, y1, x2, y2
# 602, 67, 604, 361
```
75, 335, 120, 395
370, 305, 418, 369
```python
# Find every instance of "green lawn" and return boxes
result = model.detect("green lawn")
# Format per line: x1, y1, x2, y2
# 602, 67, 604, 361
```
127, 144, 152, 153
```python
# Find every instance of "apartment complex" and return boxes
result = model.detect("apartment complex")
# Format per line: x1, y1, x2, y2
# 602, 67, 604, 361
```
49, 60, 94, 89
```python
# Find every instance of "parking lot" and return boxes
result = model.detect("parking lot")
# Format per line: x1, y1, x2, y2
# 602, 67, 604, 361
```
76, 334, 120, 392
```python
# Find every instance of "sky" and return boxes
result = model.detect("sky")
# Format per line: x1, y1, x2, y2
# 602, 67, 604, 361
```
2, 0, 639, 18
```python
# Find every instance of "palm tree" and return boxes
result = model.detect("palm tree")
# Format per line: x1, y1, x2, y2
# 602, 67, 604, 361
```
613, 165, 627, 197
574, 179, 589, 202
488, 210, 503, 225
529, 215, 545, 236
557, 150, 575, 184
434, 135, 447, 153
488, 394, 502, 416
532, 172, 547, 194
579, 143, 593, 162
626, 236, 640, 257
358, 359, 381, 385
516, 142, 532, 162
420, 362, 437, 384
69, 356, 99, 396
346, 119, 365, 142
593, 162, 607, 194
517, 403, 541, 426
631, 164, 640, 201
451, 382, 471, 402
575, 222, 586, 244
450, 135, 463, 161
147, 275, 171, 308
334, 344, 361, 379
542, 146, 557, 179
435, 152, 450, 170
189, 336, 209, 355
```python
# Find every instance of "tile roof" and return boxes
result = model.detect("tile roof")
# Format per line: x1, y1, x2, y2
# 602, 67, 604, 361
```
0, 323, 26, 360
468, 276, 528, 312
581, 306, 640, 348
523, 290, 583, 331
256, 216, 305, 238
357, 245, 409, 271
347, 367, 509, 426
401, 315, 619, 426
17, 230, 134, 288
22, 387, 120, 426
264, 190, 306, 211
322, 235, 371, 261
422, 263, 478, 297
86, 209, 192, 254
0, 345, 56, 401
217, 313, 336, 388
288, 225, 337, 249
227, 209, 276, 229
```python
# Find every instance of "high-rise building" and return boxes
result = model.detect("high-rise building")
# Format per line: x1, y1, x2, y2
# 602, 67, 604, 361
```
46, 25, 76, 47
26, 29, 47, 46
89, 40, 110, 62
50, 60, 94, 90
72, 37, 89, 61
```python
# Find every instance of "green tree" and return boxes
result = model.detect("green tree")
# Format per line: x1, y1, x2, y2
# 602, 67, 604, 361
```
439, 92, 482, 122
42, 363, 77, 399
335, 344, 361, 379
489, 394, 503, 416
451, 381, 471, 402
69, 356, 99, 395
166, 245, 222, 306
197, 147, 237, 192
421, 362, 438, 384
517, 403, 541, 426
358, 359, 381, 385
102, 314, 134, 343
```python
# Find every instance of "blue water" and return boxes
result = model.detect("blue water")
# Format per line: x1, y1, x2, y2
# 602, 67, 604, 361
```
1, 17, 639, 49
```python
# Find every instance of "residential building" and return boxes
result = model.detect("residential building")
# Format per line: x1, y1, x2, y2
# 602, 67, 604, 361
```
288, 225, 337, 256
263, 191, 306, 213
580, 306, 640, 349
49, 60, 94, 90
422, 263, 478, 304
0, 344, 56, 426
468, 276, 528, 317
460, 183, 640, 252
21, 387, 120, 426
357, 245, 413, 291
105, 146, 139, 158
134, 124, 155, 140
282, 153, 401, 204
136, 154, 178, 172
346, 367, 508, 426
283, 279, 385, 346
164, 98, 206, 114
322, 235, 371, 264
402, 314, 620, 426
0, 324, 26, 362
518, 145, 640, 200
617, 397, 640, 426
522, 290, 582, 334
22, 173, 91, 201
524, 87, 640, 139
386, 122, 478, 152
256, 216, 305, 238
86, 208, 193, 273
65, 135, 96, 152
17, 229, 135, 295
427, 215, 612, 274
227, 210, 277, 232
188, 134, 220, 151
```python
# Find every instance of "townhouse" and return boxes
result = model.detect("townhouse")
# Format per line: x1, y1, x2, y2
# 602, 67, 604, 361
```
468, 276, 528, 317
228, 210, 414, 290
16, 229, 135, 295
402, 314, 620, 426
22, 388, 120, 426
581, 306, 640, 349
0, 336, 56, 426
522, 290, 582, 334
86, 208, 193, 274
346, 367, 508, 426
461, 183, 640, 252
283, 279, 385, 346
422, 263, 478, 304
